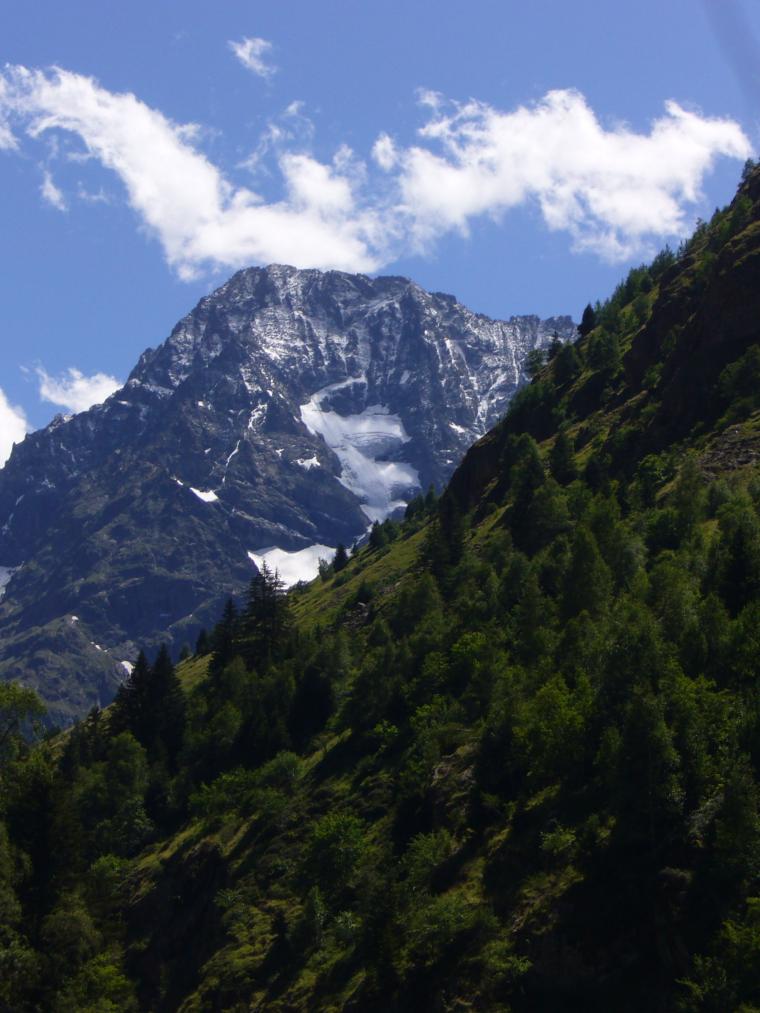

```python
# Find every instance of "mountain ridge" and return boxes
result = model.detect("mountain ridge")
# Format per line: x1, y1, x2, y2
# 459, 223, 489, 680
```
0, 265, 574, 722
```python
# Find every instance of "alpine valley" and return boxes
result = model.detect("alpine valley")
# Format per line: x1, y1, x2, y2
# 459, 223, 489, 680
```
0, 266, 574, 723
2, 162, 760, 1013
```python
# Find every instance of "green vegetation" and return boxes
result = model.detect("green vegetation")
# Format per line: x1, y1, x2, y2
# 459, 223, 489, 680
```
2, 164, 760, 1011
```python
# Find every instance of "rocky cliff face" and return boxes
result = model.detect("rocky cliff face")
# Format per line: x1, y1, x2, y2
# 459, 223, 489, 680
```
0, 265, 573, 721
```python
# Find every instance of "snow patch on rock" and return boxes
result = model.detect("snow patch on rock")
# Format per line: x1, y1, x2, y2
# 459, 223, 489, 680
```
247, 544, 335, 588
300, 380, 420, 522
0, 566, 18, 601
190, 487, 218, 503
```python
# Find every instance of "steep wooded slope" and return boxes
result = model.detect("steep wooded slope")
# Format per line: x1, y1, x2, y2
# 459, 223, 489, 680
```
2, 164, 760, 1012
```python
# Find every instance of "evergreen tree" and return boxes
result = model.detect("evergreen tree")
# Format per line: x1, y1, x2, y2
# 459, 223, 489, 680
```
439, 493, 465, 569
333, 543, 349, 572
239, 563, 291, 667
549, 430, 577, 485
111, 648, 185, 764
289, 661, 335, 750
509, 435, 546, 552
577, 302, 597, 338
553, 341, 582, 385
209, 598, 238, 678
150, 645, 186, 764
369, 521, 387, 550
525, 347, 546, 378
194, 628, 210, 655
588, 329, 621, 375
110, 651, 151, 741
562, 526, 612, 619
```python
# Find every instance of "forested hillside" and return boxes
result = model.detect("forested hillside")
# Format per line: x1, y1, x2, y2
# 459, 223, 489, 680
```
2, 161, 760, 1012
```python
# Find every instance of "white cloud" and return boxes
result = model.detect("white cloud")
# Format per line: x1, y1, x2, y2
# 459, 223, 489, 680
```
0, 66, 385, 277
40, 168, 67, 211
395, 90, 753, 260
0, 389, 29, 466
372, 133, 398, 171
0, 119, 15, 150
76, 184, 111, 204
238, 99, 315, 175
36, 367, 120, 414
0, 67, 752, 275
228, 37, 276, 79
0, 77, 18, 150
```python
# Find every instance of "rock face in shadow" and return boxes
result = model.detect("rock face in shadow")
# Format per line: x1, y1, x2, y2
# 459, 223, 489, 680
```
0, 264, 574, 722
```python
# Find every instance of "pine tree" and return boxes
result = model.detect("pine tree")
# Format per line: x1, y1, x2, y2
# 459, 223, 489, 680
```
111, 648, 185, 763
110, 651, 151, 741
150, 645, 186, 764
194, 628, 210, 655
550, 430, 577, 485
553, 342, 582, 385
562, 526, 613, 620
525, 347, 546, 378
578, 302, 597, 338
369, 521, 387, 550
439, 493, 465, 568
209, 598, 238, 678
333, 543, 349, 572
239, 563, 291, 667
509, 435, 546, 552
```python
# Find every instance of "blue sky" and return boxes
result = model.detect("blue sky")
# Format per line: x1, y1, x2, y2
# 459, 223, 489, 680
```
1, 0, 758, 456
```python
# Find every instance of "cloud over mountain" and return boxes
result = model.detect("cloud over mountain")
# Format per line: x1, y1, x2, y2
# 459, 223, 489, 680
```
0, 389, 28, 466
0, 66, 752, 277
35, 366, 121, 414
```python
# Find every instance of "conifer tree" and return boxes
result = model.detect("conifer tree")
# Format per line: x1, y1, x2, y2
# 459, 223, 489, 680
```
150, 645, 186, 764
562, 526, 613, 620
578, 302, 597, 337
553, 342, 582, 385
110, 651, 151, 741
111, 648, 185, 763
525, 347, 546, 378
550, 430, 577, 485
369, 521, 387, 550
333, 543, 349, 572
439, 493, 465, 568
209, 598, 238, 678
509, 435, 546, 552
239, 563, 291, 667
194, 628, 210, 655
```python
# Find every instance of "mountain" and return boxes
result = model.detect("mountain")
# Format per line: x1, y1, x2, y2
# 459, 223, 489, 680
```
2, 163, 760, 1013
0, 265, 574, 722
2, 164, 760, 1012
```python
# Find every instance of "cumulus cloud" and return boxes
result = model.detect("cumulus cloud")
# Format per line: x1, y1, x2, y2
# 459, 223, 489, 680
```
0, 66, 385, 277
0, 389, 29, 467
372, 133, 398, 171
395, 90, 753, 260
36, 367, 120, 414
40, 168, 67, 211
228, 37, 276, 79
0, 66, 752, 275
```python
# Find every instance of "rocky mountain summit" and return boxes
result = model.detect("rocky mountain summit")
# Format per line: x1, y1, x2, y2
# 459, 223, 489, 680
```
0, 265, 573, 721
